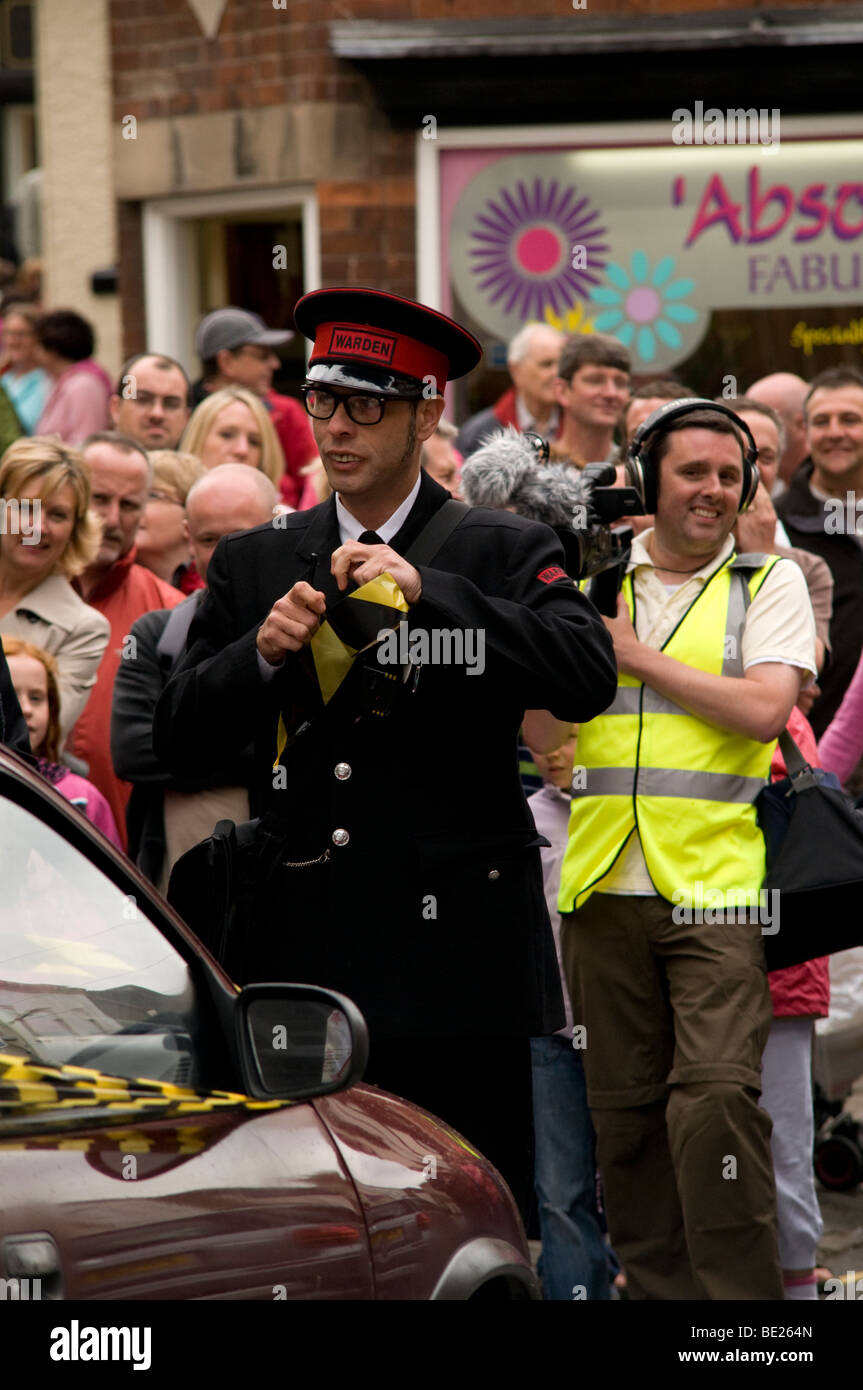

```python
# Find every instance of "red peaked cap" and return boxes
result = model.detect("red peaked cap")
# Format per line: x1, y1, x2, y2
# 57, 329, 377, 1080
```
294, 287, 482, 396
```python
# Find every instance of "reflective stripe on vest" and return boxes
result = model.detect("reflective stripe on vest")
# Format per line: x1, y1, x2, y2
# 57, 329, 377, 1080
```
559, 552, 781, 912
575, 766, 768, 803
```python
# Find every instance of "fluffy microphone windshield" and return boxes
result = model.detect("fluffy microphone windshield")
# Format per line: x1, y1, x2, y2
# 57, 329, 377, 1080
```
460, 426, 593, 527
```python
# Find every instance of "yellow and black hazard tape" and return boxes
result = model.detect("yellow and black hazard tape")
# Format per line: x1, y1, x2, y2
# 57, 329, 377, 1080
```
0, 1122, 211, 1155
310, 571, 409, 707
0, 1051, 290, 1122
273, 571, 410, 762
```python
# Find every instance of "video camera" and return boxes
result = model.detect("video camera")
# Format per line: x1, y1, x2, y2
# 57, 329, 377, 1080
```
460, 430, 645, 616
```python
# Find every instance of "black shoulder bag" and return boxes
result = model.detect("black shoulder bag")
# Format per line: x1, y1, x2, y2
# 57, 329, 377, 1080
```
715, 556, 863, 972
757, 727, 863, 971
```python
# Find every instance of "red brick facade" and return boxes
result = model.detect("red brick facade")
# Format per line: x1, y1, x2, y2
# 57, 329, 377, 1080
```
109, 0, 838, 125
109, 0, 854, 354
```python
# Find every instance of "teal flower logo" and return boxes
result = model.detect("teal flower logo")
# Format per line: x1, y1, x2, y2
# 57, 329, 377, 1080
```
590, 252, 698, 363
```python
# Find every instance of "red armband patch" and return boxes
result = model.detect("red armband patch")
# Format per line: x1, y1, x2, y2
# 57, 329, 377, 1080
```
537, 565, 568, 584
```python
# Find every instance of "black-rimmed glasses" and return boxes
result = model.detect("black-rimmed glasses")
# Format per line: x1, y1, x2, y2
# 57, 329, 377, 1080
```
300, 385, 417, 426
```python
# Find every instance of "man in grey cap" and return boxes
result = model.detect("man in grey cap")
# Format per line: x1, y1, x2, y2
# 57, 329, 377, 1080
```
193, 306, 318, 508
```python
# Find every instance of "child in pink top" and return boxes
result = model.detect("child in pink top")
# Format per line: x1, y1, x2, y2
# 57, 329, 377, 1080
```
2, 635, 121, 848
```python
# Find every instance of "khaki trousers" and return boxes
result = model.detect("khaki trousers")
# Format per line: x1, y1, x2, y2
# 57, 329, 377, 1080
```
561, 892, 783, 1301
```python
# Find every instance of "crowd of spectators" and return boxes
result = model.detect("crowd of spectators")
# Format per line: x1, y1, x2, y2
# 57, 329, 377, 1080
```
0, 290, 859, 1302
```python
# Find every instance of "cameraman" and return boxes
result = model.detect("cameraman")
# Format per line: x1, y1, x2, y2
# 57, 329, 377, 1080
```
557, 402, 816, 1300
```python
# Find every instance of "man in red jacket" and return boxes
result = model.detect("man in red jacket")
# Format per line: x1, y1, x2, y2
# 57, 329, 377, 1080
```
70, 431, 184, 846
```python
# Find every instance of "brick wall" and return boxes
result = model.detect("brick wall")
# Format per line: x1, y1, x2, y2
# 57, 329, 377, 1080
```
110, 0, 423, 330
109, 0, 366, 122
109, 0, 855, 335
109, 0, 856, 127
110, 0, 850, 127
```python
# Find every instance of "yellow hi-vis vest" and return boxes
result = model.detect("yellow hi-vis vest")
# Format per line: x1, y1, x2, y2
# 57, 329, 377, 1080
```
558, 551, 782, 913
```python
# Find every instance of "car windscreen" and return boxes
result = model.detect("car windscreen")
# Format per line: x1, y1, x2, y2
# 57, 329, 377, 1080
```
0, 795, 200, 1090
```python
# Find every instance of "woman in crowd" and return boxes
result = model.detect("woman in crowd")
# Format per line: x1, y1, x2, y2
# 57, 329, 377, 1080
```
818, 647, 863, 787
2, 635, 120, 845
35, 309, 111, 445
180, 385, 285, 490
764, 705, 831, 1301
0, 436, 108, 736
134, 449, 205, 593
0, 301, 51, 432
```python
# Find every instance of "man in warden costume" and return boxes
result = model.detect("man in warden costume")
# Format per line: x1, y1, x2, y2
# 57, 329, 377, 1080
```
155, 288, 617, 1212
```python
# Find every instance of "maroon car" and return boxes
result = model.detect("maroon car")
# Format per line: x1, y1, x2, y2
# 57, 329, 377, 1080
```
0, 748, 537, 1301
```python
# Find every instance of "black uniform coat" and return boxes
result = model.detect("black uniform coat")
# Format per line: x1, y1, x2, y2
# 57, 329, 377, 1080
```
154, 472, 617, 1039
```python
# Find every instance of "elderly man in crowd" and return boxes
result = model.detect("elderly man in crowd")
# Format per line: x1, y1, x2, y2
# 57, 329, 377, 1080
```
456, 321, 565, 458
69, 431, 185, 846
746, 372, 809, 492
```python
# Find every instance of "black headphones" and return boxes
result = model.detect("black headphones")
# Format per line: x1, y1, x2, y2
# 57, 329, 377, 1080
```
626, 398, 760, 515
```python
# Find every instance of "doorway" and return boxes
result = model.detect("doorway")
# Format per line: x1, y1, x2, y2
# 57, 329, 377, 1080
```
142, 187, 319, 386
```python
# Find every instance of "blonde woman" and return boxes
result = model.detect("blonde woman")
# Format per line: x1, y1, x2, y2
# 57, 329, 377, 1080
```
180, 386, 285, 490
135, 449, 206, 591
0, 435, 109, 735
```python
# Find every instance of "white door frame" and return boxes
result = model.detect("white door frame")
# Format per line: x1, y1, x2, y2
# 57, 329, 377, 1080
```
141, 186, 320, 368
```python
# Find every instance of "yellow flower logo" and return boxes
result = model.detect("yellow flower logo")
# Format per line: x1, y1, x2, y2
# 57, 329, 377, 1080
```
543, 301, 597, 335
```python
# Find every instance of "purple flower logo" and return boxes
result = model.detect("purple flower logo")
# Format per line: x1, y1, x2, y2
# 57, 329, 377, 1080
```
469, 179, 608, 320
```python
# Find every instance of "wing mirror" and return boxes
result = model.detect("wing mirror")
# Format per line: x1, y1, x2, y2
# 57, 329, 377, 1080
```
236, 983, 369, 1101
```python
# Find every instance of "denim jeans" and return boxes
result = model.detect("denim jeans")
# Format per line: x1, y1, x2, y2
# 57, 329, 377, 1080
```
530, 1033, 612, 1300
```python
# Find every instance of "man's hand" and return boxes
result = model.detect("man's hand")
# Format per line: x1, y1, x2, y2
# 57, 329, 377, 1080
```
330, 540, 423, 603
733, 482, 778, 554
603, 593, 642, 675
256, 581, 327, 665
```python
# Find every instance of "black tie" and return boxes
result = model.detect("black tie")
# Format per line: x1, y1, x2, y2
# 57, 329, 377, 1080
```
358, 530, 384, 544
